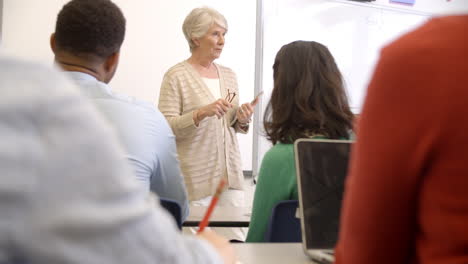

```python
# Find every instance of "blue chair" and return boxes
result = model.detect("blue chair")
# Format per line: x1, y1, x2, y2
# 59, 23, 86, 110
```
265, 200, 302, 242
160, 198, 183, 230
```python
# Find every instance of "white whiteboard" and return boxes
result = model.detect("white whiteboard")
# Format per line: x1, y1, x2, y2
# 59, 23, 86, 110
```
263, 0, 429, 112
254, 0, 431, 177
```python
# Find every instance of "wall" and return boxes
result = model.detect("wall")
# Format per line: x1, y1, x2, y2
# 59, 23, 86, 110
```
0, 0, 3, 43
1, 0, 256, 170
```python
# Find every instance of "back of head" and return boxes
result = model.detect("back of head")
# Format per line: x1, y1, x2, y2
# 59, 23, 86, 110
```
182, 7, 228, 52
54, 0, 126, 59
264, 41, 354, 144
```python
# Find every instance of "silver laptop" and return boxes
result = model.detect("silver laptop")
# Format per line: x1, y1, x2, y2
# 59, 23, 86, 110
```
294, 138, 354, 263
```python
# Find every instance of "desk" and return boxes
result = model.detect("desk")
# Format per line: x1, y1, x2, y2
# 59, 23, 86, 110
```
183, 206, 251, 227
233, 243, 317, 264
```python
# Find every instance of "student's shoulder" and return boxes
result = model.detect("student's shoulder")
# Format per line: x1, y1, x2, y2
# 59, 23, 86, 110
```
383, 15, 467, 61
104, 90, 166, 121
107, 90, 147, 107
262, 143, 294, 164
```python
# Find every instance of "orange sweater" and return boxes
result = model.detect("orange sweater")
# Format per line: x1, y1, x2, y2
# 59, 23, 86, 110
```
335, 15, 468, 264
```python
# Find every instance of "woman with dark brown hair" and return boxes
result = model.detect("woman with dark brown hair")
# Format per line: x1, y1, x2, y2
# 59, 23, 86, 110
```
246, 40, 354, 242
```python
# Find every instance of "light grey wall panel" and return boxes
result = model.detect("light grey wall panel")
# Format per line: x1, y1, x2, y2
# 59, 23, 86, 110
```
0, 0, 3, 43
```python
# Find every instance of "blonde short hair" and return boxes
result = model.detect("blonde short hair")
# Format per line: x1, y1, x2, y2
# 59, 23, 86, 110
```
182, 7, 228, 52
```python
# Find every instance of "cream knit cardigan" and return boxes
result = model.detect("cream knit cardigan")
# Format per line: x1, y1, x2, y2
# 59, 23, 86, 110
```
159, 61, 246, 201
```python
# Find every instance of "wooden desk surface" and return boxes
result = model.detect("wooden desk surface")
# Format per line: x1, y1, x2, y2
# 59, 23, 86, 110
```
183, 205, 251, 227
233, 243, 316, 264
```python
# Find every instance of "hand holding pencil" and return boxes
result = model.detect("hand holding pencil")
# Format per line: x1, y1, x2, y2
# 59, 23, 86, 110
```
198, 178, 227, 233
196, 178, 237, 264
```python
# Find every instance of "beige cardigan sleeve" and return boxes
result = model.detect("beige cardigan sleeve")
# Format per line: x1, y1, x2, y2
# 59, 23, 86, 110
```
158, 71, 198, 139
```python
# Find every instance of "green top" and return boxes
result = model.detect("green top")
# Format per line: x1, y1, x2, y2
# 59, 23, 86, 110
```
246, 143, 299, 242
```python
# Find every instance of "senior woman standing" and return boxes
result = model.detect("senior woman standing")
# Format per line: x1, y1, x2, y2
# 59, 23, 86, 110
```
158, 7, 254, 240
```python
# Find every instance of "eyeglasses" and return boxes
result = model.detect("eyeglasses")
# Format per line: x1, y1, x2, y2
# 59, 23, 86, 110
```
225, 89, 236, 103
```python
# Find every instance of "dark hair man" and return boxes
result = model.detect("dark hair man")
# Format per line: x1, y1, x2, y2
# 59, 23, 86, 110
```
50, 0, 190, 220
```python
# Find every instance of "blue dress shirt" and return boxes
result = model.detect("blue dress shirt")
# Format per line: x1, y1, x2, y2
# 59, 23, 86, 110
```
67, 72, 189, 220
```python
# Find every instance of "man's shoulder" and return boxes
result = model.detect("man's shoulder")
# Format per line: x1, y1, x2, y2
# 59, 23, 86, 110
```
98, 89, 155, 113
111, 92, 153, 109
91, 89, 170, 132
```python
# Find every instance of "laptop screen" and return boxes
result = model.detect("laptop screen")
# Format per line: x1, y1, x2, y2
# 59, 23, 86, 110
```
294, 139, 353, 250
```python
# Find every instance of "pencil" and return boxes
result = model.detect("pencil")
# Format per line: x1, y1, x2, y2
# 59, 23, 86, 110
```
197, 178, 227, 233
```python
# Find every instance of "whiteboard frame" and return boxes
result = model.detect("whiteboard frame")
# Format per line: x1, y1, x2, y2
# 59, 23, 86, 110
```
252, 0, 264, 179
0, 0, 3, 44
330, 0, 432, 16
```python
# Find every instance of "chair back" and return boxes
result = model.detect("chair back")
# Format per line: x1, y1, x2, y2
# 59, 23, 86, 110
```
160, 197, 182, 230
265, 200, 301, 242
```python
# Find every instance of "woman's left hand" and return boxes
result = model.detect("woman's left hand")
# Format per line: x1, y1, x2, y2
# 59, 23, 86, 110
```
236, 103, 254, 124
